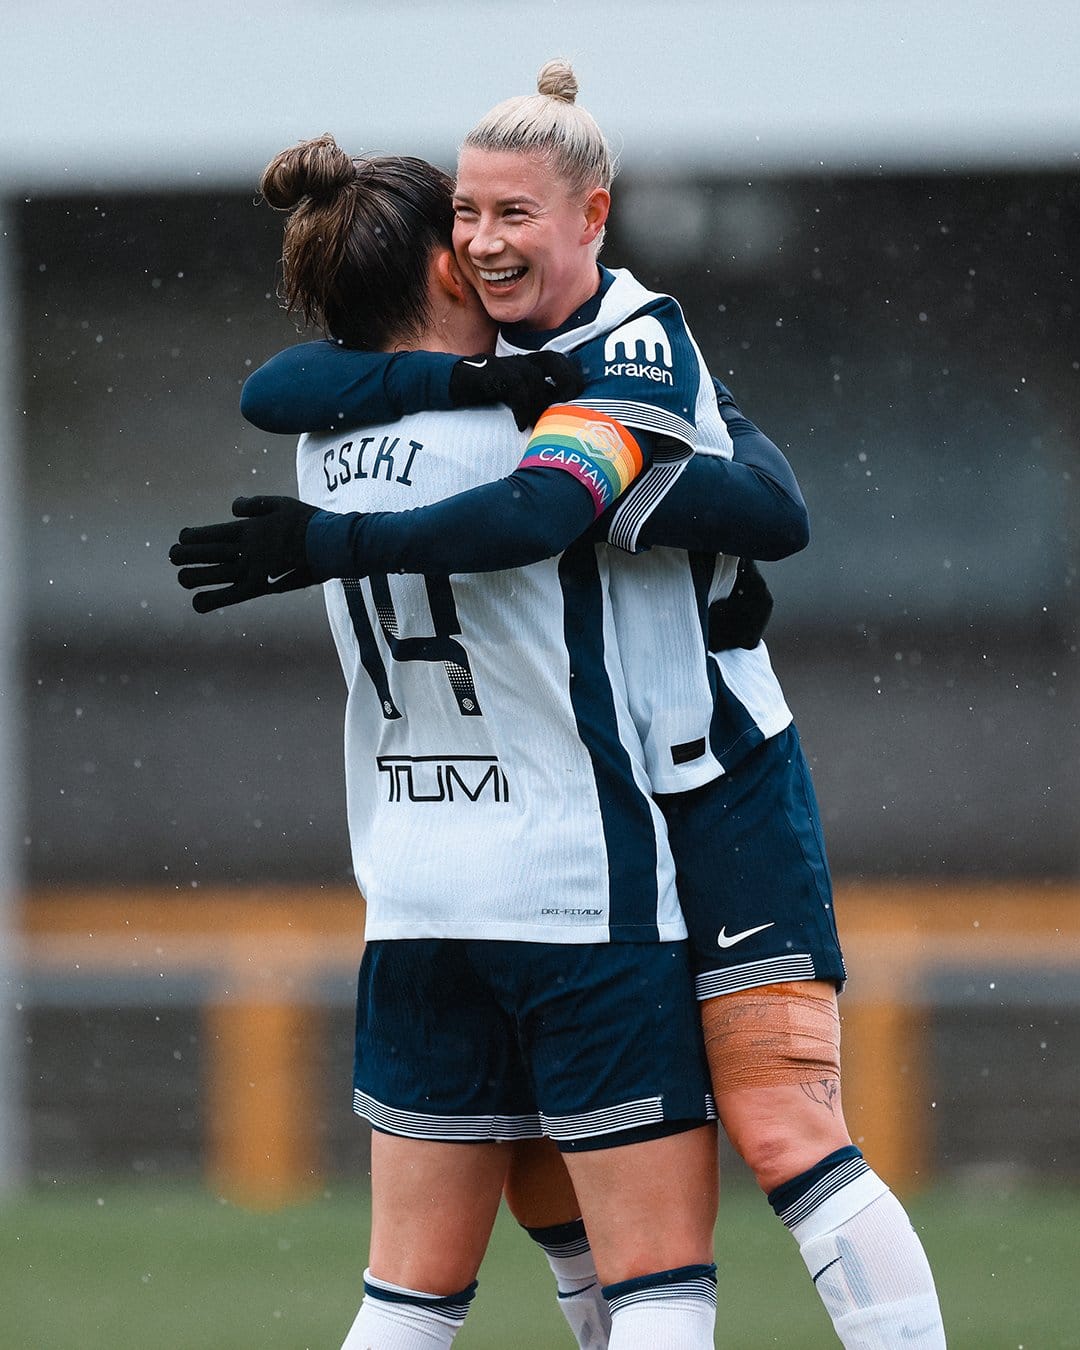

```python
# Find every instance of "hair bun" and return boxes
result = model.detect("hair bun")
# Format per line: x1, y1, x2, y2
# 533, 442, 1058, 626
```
260, 134, 356, 211
536, 58, 578, 103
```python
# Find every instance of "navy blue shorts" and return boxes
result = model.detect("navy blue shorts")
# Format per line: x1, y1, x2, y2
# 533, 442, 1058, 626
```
352, 938, 714, 1148
656, 724, 846, 1000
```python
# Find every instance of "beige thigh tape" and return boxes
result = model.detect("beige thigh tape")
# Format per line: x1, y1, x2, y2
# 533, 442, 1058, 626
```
701, 980, 841, 1093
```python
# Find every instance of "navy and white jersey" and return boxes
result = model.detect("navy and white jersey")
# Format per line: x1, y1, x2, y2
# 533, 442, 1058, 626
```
295, 404, 682, 944
501, 267, 792, 794
499, 267, 717, 549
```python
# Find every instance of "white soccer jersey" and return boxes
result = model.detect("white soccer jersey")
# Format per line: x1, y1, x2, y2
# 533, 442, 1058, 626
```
500, 268, 793, 794
296, 405, 682, 944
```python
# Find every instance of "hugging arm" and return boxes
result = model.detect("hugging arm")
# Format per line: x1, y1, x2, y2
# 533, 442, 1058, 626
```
240, 343, 582, 433
239, 344, 458, 433
630, 385, 809, 560
172, 469, 598, 612
307, 467, 594, 577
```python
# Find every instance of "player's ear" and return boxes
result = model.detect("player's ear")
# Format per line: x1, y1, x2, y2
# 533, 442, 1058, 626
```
434, 248, 470, 304
581, 187, 610, 245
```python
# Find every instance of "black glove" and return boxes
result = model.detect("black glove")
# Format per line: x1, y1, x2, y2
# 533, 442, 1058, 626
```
449, 351, 584, 430
707, 559, 774, 651
169, 495, 319, 613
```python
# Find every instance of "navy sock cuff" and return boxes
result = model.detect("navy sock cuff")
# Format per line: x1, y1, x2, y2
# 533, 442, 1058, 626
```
523, 1217, 589, 1255
602, 1262, 717, 1303
766, 1144, 865, 1217
363, 1276, 478, 1315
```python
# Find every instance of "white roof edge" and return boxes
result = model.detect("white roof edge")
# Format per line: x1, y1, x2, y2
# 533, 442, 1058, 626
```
3, 0, 1079, 191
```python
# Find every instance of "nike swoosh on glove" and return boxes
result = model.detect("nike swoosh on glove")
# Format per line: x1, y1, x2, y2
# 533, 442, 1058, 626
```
169, 495, 318, 613
449, 351, 584, 430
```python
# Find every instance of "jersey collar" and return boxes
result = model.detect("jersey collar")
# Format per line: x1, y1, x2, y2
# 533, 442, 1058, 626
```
500, 266, 616, 350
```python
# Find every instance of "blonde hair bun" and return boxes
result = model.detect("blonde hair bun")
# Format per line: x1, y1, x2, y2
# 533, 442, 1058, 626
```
461, 60, 613, 199
536, 58, 578, 103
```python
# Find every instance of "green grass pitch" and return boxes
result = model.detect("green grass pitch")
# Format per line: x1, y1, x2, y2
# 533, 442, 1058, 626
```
2, 1179, 1078, 1348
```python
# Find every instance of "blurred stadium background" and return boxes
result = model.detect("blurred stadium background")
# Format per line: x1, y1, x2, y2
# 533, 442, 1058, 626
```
1, 2, 1079, 1346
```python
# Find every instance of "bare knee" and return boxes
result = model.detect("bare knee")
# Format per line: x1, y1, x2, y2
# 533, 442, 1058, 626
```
562, 1125, 718, 1285
368, 1134, 508, 1292
717, 1084, 849, 1192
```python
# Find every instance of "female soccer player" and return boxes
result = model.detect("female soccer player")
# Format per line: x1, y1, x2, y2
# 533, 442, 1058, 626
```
174, 136, 726, 1350
455, 63, 944, 1349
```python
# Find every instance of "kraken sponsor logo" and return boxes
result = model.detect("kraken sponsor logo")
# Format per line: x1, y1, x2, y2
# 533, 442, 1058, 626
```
603, 315, 675, 385
376, 754, 510, 804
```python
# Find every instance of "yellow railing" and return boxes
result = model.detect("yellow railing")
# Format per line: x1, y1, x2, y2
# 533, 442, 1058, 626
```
18, 881, 1080, 1206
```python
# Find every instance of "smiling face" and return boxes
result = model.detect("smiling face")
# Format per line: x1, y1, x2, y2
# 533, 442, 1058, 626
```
452, 147, 610, 332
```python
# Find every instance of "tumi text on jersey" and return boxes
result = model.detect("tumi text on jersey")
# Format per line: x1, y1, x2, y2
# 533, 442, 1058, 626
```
323, 436, 423, 492
376, 755, 510, 804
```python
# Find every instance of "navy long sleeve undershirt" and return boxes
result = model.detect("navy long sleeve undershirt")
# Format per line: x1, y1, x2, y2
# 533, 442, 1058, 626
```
240, 343, 456, 433
307, 467, 596, 579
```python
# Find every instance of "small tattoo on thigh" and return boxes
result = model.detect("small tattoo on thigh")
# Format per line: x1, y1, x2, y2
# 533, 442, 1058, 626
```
799, 1079, 839, 1114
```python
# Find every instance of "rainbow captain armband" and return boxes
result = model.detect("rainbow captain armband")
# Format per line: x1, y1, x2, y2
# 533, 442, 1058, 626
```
518, 404, 644, 518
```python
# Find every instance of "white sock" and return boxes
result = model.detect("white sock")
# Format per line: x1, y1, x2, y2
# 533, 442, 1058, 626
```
526, 1219, 611, 1349
603, 1264, 716, 1350
558, 1283, 612, 1350
339, 1269, 475, 1349
772, 1150, 945, 1348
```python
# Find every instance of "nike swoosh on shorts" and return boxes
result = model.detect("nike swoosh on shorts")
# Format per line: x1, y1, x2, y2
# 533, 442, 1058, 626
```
716, 922, 776, 948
